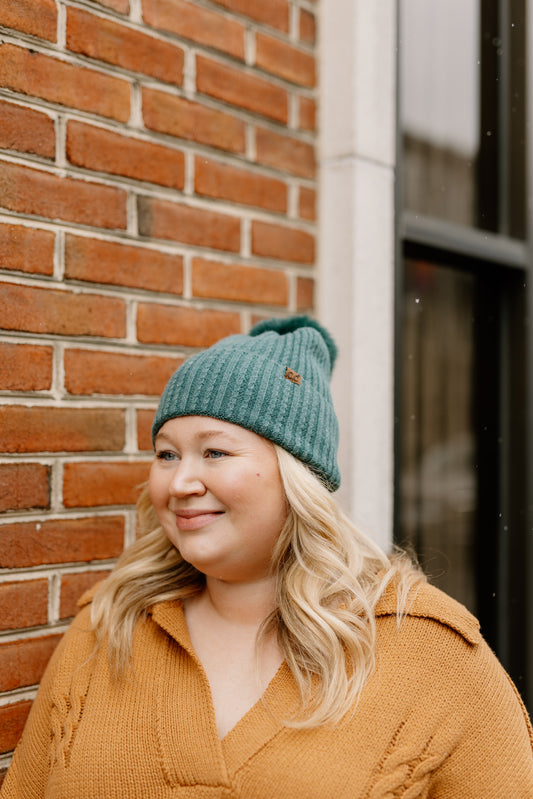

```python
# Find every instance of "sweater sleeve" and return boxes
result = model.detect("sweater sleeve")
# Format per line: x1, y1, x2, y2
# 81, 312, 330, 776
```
0, 607, 96, 799
432, 638, 533, 798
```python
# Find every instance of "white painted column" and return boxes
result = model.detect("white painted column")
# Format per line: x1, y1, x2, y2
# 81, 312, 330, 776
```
319, 0, 397, 551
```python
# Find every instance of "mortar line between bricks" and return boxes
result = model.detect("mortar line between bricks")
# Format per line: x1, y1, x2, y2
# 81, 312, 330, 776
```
0, 563, 118, 582
0, 752, 15, 769
0, 514, 129, 534
63, 0, 318, 55
0, 83, 318, 143
0, 125, 317, 187
48, 571, 61, 624
182, 253, 193, 299
51, 459, 64, 512
0, 334, 189, 359
0, 268, 301, 296
289, 2, 299, 40
0, 156, 318, 223
0, 270, 315, 301
61, 0, 280, 56
0, 395, 161, 409
52, 340, 65, 400
0, 687, 40, 707
128, 0, 143, 23
1, 28, 316, 100
0, 241, 314, 277
0, 454, 154, 467
1, 253, 316, 282
56, 0, 67, 48
288, 272, 297, 313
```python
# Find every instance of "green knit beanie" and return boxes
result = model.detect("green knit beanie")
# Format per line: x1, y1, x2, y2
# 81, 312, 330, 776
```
152, 316, 340, 491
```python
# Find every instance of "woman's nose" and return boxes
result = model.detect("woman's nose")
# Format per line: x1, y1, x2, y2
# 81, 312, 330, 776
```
168, 459, 206, 496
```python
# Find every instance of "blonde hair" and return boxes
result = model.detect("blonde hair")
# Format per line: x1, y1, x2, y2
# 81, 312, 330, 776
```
90, 446, 423, 728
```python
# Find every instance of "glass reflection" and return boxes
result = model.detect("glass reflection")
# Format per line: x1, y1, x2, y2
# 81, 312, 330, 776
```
399, 0, 525, 236
400, 259, 478, 613
400, 0, 480, 228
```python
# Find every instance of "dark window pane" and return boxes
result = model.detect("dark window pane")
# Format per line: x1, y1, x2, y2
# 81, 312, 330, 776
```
400, 259, 479, 612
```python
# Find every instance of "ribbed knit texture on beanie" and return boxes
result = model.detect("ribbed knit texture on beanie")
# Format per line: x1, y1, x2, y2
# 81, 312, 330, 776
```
152, 316, 340, 491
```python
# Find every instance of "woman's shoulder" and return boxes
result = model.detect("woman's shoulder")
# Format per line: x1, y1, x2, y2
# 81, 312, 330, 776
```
44, 584, 100, 676
374, 578, 532, 732
375, 578, 481, 645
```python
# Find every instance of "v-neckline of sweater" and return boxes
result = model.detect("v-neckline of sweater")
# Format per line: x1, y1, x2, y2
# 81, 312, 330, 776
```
150, 599, 300, 780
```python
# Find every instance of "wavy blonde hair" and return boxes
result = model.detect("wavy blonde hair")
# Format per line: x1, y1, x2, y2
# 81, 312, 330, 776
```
90, 445, 423, 728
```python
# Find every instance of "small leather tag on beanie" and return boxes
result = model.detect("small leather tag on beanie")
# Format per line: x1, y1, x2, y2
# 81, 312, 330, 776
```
285, 367, 302, 385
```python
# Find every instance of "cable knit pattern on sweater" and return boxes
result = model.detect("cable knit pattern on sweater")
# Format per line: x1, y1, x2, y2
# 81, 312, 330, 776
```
364, 726, 448, 799
1, 582, 532, 798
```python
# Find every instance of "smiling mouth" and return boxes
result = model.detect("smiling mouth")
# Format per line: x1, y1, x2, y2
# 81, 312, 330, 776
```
174, 510, 224, 531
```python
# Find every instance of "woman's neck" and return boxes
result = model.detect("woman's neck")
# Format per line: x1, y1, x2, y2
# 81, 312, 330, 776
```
197, 575, 277, 628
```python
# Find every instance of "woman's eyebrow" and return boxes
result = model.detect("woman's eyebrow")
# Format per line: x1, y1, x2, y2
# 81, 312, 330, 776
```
196, 429, 240, 443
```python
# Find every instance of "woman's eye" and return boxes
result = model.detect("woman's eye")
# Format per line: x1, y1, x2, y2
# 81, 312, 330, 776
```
206, 449, 227, 459
156, 450, 178, 461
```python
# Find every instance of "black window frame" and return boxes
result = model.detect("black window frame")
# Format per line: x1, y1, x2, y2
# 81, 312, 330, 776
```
394, 0, 532, 710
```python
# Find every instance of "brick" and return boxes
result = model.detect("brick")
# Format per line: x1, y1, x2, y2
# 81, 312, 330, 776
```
143, 88, 245, 154
66, 8, 184, 86
256, 127, 316, 178
137, 304, 240, 347
192, 257, 288, 306
2, 641, 49, 700
209, 0, 289, 32
63, 461, 150, 508
195, 158, 286, 212
0, 515, 125, 568
64, 235, 183, 295
0, 282, 126, 338
298, 96, 316, 131
0, 342, 53, 391
95, 0, 129, 12
0, 100, 55, 159
59, 570, 111, 619
143, 0, 244, 60
138, 197, 241, 252
0, 407, 125, 454
0, 636, 61, 692
255, 35, 315, 87
64, 349, 181, 396
0, 161, 127, 230
0, 463, 50, 513
0, 701, 32, 754
0, 579, 48, 631
300, 9, 316, 44
251, 220, 315, 263
196, 56, 288, 124
137, 409, 155, 451
297, 276, 314, 311
0, 223, 55, 276
0, 0, 57, 42
0, 43, 130, 122
66, 121, 185, 189
299, 186, 316, 220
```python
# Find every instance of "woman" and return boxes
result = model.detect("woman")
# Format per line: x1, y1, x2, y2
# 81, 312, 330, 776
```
2, 316, 532, 798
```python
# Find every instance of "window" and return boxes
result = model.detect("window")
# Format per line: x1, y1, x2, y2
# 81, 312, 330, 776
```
397, 0, 529, 706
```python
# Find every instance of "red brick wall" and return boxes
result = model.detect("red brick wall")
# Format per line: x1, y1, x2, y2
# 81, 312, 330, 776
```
0, 0, 318, 775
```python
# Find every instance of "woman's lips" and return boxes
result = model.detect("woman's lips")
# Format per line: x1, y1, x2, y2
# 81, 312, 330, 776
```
174, 510, 224, 531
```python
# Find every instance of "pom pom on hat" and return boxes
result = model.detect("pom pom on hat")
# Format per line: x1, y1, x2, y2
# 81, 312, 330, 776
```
249, 315, 338, 372
152, 315, 341, 491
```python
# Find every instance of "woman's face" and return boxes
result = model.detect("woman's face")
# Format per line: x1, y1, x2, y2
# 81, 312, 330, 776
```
149, 416, 288, 583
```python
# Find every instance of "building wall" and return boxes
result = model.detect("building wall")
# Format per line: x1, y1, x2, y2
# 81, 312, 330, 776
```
319, 0, 397, 551
0, 0, 319, 776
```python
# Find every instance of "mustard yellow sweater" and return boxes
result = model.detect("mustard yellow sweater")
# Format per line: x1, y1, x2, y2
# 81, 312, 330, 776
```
2, 582, 532, 798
